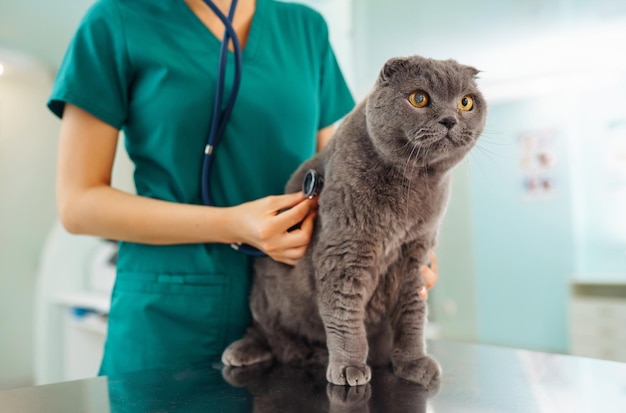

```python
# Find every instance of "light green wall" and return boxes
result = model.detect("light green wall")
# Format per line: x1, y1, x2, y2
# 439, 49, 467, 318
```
0, 1, 95, 71
433, 163, 478, 341
470, 98, 575, 353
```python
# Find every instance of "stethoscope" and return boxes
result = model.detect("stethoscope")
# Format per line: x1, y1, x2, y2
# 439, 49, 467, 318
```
199, 0, 324, 257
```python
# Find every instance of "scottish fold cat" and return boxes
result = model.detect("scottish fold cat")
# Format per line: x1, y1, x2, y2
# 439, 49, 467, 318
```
222, 55, 487, 389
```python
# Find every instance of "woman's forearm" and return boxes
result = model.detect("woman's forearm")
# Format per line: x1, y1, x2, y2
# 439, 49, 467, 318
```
58, 184, 237, 245
56, 104, 238, 245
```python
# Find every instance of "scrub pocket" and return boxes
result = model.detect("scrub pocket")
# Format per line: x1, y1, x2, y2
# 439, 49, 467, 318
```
99, 270, 251, 376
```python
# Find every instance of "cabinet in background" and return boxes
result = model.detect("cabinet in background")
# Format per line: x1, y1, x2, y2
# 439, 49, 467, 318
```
569, 279, 626, 362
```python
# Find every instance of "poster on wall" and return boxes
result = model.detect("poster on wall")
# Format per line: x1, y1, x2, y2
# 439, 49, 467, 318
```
518, 128, 559, 201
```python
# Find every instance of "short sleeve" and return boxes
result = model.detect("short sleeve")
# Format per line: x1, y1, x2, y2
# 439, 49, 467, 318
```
316, 18, 355, 129
47, 1, 130, 129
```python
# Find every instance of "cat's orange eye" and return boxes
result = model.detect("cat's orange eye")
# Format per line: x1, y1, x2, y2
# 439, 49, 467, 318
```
409, 91, 429, 108
458, 95, 474, 111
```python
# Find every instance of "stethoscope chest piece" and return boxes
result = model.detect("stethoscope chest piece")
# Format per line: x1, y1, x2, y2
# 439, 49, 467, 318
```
302, 169, 324, 199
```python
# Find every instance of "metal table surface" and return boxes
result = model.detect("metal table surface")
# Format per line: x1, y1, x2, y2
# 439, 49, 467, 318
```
2, 340, 625, 412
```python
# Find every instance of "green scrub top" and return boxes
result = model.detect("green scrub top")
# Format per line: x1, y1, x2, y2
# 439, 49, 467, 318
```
48, 0, 354, 375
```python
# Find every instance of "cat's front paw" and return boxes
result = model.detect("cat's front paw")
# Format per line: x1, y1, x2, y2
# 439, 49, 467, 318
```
221, 338, 273, 367
326, 362, 371, 386
393, 355, 441, 390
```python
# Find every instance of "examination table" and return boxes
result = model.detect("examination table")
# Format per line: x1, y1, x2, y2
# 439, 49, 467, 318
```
1, 340, 625, 412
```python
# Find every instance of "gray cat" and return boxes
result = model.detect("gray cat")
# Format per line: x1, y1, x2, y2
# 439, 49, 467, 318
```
222, 55, 487, 389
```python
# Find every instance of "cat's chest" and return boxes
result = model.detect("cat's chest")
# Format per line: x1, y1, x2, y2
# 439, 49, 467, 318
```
381, 234, 406, 263
381, 216, 422, 257
378, 187, 445, 256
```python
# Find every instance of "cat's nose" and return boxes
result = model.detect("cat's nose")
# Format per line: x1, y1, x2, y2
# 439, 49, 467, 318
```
439, 116, 457, 129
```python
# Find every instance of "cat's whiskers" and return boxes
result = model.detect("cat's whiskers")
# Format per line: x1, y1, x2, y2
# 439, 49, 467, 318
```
467, 149, 486, 178
405, 128, 441, 205
465, 133, 512, 180
414, 126, 444, 148
470, 128, 516, 165
454, 130, 475, 147
474, 131, 510, 148
402, 142, 419, 178
473, 142, 516, 161
393, 138, 418, 155
421, 142, 434, 194
390, 128, 428, 155
402, 142, 420, 220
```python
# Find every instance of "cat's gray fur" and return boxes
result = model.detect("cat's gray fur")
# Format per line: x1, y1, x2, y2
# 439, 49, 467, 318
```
222, 55, 487, 389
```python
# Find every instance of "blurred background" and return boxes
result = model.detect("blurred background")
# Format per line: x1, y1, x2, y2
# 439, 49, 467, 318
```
1, 0, 626, 390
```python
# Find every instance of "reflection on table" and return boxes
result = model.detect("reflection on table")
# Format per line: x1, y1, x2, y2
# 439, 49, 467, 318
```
1, 340, 626, 412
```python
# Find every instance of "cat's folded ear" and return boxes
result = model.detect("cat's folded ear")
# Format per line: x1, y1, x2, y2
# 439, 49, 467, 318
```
378, 57, 411, 83
444, 59, 481, 79
464, 65, 481, 78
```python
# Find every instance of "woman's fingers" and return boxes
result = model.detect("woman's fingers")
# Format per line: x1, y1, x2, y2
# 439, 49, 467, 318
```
419, 250, 439, 300
267, 206, 317, 265
272, 195, 317, 231
297, 207, 317, 235
428, 250, 438, 286
266, 192, 308, 214
423, 250, 438, 289
271, 245, 308, 266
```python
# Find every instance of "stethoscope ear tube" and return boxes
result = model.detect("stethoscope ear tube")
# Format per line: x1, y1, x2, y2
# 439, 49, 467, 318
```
199, 0, 266, 257
200, 0, 241, 208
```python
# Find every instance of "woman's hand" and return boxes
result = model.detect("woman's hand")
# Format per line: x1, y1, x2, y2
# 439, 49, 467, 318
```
419, 250, 439, 300
230, 192, 317, 265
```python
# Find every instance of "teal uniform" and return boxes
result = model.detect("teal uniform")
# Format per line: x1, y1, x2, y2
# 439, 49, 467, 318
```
48, 0, 354, 375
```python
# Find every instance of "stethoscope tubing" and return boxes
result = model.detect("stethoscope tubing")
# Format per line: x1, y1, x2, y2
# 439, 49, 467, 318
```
200, 0, 241, 207
200, 0, 266, 256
